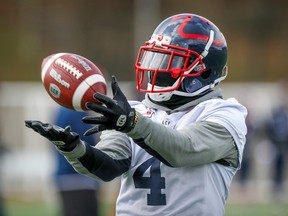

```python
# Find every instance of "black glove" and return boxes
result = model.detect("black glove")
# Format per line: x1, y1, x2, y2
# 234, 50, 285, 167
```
82, 75, 138, 136
25, 120, 80, 151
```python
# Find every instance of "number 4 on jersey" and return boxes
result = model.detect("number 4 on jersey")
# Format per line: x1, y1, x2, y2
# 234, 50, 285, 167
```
133, 157, 166, 205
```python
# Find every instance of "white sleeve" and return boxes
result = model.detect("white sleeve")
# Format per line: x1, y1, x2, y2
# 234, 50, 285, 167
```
128, 114, 238, 167
128, 98, 247, 168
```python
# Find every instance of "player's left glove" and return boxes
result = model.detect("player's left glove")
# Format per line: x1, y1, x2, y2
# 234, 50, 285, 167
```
82, 75, 138, 136
25, 120, 80, 151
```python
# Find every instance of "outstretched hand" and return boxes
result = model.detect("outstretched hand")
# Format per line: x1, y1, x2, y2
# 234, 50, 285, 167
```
82, 75, 137, 136
25, 120, 79, 151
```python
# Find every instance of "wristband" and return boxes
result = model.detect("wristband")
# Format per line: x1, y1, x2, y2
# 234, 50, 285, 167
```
133, 111, 139, 127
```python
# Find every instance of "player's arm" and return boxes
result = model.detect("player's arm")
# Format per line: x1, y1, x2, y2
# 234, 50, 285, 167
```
127, 115, 238, 168
60, 130, 131, 181
82, 76, 239, 168
25, 121, 131, 182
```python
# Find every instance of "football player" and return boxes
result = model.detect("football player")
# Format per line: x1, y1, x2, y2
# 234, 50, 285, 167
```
26, 13, 247, 215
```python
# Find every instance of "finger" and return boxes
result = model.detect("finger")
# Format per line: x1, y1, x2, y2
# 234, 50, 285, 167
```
30, 124, 48, 135
111, 75, 117, 88
25, 120, 33, 128
84, 125, 104, 136
97, 124, 107, 133
93, 93, 117, 108
25, 120, 42, 128
47, 125, 67, 140
111, 75, 119, 97
26, 120, 50, 129
82, 116, 108, 124
25, 120, 46, 132
86, 102, 114, 116
111, 76, 127, 101
64, 125, 72, 133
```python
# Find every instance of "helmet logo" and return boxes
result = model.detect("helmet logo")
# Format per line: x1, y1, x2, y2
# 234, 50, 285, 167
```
149, 34, 172, 48
157, 35, 164, 41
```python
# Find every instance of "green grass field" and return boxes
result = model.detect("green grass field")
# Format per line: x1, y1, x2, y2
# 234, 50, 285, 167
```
226, 203, 288, 216
3, 199, 113, 216
3, 200, 288, 216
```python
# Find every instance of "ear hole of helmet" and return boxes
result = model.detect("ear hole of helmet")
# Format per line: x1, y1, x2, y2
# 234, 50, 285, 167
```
181, 77, 203, 93
180, 69, 212, 93
200, 69, 212, 79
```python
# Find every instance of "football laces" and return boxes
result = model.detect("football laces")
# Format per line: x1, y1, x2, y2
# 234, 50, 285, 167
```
55, 58, 83, 79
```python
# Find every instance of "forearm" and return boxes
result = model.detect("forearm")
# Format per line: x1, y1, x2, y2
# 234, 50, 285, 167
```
57, 132, 132, 181
128, 113, 237, 167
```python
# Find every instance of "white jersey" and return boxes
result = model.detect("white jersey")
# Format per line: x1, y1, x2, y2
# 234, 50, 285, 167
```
61, 95, 247, 216
116, 98, 247, 216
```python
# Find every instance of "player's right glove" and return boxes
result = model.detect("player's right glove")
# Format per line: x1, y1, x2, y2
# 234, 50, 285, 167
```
82, 75, 137, 135
25, 120, 80, 151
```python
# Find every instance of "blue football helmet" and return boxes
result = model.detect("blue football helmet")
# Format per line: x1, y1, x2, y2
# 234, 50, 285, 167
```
135, 13, 228, 101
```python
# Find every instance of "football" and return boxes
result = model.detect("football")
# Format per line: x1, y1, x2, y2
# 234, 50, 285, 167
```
41, 52, 107, 111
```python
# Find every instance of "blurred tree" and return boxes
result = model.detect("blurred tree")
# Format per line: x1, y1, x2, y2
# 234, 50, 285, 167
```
0, 0, 287, 82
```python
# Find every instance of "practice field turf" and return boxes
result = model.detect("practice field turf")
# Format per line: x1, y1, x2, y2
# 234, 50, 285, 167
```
3, 200, 288, 216
225, 203, 288, 216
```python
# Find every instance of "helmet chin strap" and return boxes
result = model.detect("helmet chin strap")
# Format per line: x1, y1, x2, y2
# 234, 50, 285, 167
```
173, 68, 228, 97
147, 84, 174, 101
148, 30, 220, 102
148, 68, 227, 101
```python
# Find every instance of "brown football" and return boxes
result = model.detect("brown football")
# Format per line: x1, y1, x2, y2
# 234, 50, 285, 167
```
41, 53, 107, 111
